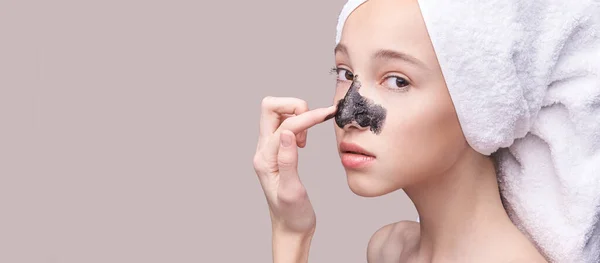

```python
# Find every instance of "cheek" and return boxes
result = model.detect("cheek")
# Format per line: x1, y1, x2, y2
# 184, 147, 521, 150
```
332, 83, 348, 102
331, 87, 344, 141
333, 124, 343, 143
379, 98, 464, 178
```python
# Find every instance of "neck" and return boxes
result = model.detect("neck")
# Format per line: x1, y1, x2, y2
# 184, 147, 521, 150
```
403, 148, 515, 262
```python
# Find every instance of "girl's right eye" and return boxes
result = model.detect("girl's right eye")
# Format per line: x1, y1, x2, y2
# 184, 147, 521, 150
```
332, 67, 354, 81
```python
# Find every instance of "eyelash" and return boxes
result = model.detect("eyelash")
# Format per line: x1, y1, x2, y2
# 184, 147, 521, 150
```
329, 66, 338, 75
330, 66, 346, 76
329, 67, 337, 76
330, 66, 354, 83
329, 66, 411, 91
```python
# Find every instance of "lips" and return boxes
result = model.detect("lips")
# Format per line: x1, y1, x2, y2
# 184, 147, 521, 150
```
339, 142, 375, 157
339, 142, 376, 169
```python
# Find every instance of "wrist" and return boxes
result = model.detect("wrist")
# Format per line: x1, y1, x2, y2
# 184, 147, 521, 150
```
272, 228, 315, 263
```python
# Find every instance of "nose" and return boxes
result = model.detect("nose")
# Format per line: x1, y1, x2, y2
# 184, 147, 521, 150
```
334, 76, 386, 135
342, 120, 370, 131
337, 86, 373, 132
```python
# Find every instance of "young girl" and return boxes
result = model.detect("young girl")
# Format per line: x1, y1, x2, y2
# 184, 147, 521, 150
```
253, 0, 599, 262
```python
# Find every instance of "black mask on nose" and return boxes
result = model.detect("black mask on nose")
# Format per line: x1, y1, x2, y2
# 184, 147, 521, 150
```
331, 76, 387, 135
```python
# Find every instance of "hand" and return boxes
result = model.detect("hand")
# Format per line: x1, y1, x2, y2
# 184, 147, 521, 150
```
253, 96, 336, 235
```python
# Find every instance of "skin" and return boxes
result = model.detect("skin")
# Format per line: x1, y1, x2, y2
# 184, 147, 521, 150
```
253, 0, 549, 262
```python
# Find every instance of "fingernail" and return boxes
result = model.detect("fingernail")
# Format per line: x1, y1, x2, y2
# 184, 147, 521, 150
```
280, 132, 292, 147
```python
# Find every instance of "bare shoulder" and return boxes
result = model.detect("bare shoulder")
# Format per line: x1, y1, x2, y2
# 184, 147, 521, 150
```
367, 220, 420, 263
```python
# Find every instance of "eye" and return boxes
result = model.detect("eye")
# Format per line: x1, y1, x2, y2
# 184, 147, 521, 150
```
382, 75, 410, 90
332, 67, 354, 81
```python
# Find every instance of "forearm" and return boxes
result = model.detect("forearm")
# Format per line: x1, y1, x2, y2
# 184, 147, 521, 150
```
272, 229, 314, 263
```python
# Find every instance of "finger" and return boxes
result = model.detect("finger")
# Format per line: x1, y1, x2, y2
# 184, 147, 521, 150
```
282, 114, 306, 148
264, 105, 336, 158
298, 130, 307, 148
258, 97, 309, 149
286, 115, 307, 148
277, 130, 301, 192
277, 105, 336, 135
259, 97, 309, 138
260, 114, 305, 150
276, 131, 314, 231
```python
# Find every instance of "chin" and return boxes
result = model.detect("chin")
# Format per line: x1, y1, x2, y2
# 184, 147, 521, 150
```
345, 170, 396, 197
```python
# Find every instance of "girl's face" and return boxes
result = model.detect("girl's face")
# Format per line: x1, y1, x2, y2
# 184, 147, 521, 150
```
333, 0, 467, 197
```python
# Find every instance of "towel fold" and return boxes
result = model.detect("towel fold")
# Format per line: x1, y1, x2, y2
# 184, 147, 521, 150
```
336, 0, 600, 262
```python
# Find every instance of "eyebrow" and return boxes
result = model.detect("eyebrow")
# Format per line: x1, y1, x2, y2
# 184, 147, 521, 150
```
334, 43, 348, 55
373, 49, 428, 69
334, 43, 428, 70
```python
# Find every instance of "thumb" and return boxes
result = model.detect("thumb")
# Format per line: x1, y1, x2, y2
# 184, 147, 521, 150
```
277, 130, 303, 198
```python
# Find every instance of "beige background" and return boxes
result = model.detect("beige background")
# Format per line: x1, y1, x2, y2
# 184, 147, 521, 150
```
0, 0, 417, 262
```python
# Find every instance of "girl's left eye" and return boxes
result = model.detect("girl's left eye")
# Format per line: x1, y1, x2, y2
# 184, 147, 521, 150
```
382, 76, 410, 90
